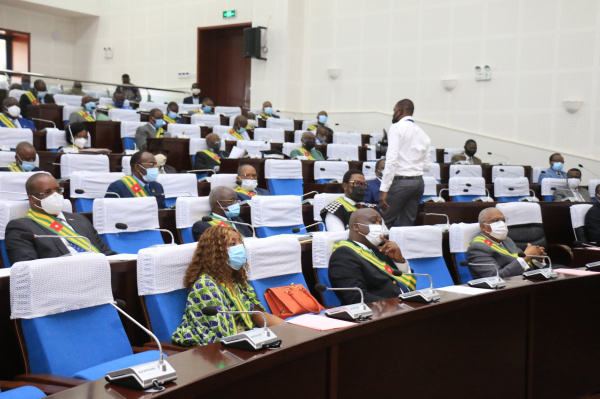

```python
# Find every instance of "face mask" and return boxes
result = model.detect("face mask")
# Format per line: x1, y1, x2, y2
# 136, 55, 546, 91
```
236, 126, 246, 135
552, 162, 564, 172
168, 111, 178, 119
37, 91, 47, 99
567, 178, 581, 190
316, 136, 326, 144
303, 140, 315, 150
209, 141, 221, 151
22, 82, 30, 91
17, 155, 35, 171
357, 223, 387, 247
223, 202, 240, 218
264, 107, 273, 115
247, 119, 257, 127
203, 105, 212, 113
154, 153, 167, 167
114, 100, 125, 108
154, 119, 165, 128
348, 186, 366, 202
486, 221, 508, 241
140, 165, 159, 182
74, 138, 87, 148
241, 179, 258, 191
465, 149, 476, 157
228, 243, 247, 270
318, 115, 328, 124
33, 192, 64, 216
192, 88, 201, 95
85, 102, 96, 112
7, 105, 20, 118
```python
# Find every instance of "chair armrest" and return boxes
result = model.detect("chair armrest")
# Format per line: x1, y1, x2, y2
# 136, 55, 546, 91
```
143, 341, 192, 352
14, 373, 86, 387
0, 380, 69, 395
547, 244, 573, 267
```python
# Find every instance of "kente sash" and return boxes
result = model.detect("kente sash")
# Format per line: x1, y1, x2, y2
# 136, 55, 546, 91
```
193, 109, 202, 114
227, 129, 244, 140
260, 112, 271, 119
220, 285, 253, 329
307, 124, 317, 131
164, 116, 177, 124
155, 127, 164, 138
471, 235, 519, 258
335, 197, 357, 212
77, 110, 95, 121
234, 186, 256, 197
333, 240, 416, 291
24, 91, 39, 105
106, 105, 115, 109
0, 114, 16, 128
297, 147, 315, 160
207, 218, 245, 237
8, 162, 22, 172
120, 175, 148, 197
202, 149, 221, 164
26, 208, 100, 253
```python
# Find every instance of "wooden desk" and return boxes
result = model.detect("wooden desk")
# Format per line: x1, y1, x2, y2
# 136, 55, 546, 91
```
572, 247, 600, 267
28, 104, 64, 130
32, 130, 47, 151
86, 121, 123, 153
146, 138, 191, 172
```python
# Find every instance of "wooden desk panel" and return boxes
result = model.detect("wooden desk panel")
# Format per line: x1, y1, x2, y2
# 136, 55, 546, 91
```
28, 104, 64, 130
32, 130, 47, 151
86, 121, 122, 153
146, 138, 191, 172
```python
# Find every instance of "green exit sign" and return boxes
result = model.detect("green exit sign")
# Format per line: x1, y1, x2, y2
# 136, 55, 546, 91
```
223, 10, 236, 18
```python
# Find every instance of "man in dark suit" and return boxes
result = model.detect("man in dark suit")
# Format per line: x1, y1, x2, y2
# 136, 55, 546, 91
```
234, 164, 271, 201
328, 208, 415, 305
364, 159, 385, 204
183, 83, 203, 105
105, 151, 167, 209
194, 133, 229, 172
192, 186, 253, 241
584, 185, 600, 243
552, 168, 591, 202
18, 79, 55, 119
135, 108, 168, 151
5, 173, 115, 264
0, 142, 42, 172
0, 97, 36, 129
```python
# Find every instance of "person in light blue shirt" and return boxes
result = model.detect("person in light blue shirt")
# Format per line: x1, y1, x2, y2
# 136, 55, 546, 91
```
364, 159, 385, 205
537, 153, 567, 184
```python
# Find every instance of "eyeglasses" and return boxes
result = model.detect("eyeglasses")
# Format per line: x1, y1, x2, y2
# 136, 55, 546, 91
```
485, 217, 509, 224
138, 162, 158, 168
31, 187, 64, 199
217, 199, 241, 206
240, 174, 258, 179
349, 181, 369, 188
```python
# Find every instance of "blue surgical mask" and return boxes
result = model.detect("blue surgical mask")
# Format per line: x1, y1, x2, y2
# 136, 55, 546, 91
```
141, 166, 159, 182
37, 91, 47, 98
85, 102, 96, 111
228, 244, 247, 270
236, 126, 246, 135
203, 105, 212, 113
154, 119, 165, 128
552, 162, 564, 172
17, 155, 35, 171
318, 115, 328, 124
264, 107, 273, 115
168, 111, 178, 119
224, 202, 240, 218
114, 100, 125, 108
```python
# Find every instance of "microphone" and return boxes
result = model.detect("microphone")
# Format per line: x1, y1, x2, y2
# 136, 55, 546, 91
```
423, 188, 447, 203
459, 260, 506, 289
200, 306, 281, 351
292, 222, 325, 233
394, 270, 441, 303
522, 255, 558, 280
114, 223, 175, 245
31, 118, 56, 128
301, 191, 318, 198
201, 216, 256, 237
314, 284, 373, 321
105, 301, 176, 390
20, 232, 92, 253
487, 152, 510, 165
472, 189, 494, 202
74, 188, 120, 198
418, 212, 449, 232
519, 190, 539, 202
578, 164, 599, 179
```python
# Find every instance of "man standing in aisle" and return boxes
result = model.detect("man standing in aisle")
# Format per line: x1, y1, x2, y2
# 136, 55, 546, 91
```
379, 99, 432, 227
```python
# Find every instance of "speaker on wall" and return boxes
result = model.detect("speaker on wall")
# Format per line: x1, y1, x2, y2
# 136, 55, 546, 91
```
243, 26, 267, 60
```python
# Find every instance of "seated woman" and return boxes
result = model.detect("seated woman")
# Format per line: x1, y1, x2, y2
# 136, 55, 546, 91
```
172, 225, 284, 346
59, 122, 89, 153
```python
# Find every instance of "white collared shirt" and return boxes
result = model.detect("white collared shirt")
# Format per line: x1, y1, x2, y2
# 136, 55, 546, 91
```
380, 116, 432, 192
570, 189, 585, 202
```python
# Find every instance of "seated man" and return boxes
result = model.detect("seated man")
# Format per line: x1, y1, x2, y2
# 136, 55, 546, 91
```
18, 79, 55, 119
68, 95, 110, 124
183, 83, 203, 104
192, 186, 253, 241
223, 115, 251, 141
234, 164, 270, 200
259, 101, 279, 119
67, 81, 85, 95
5, 173, 115, 263
194, 133, 229, 172
320, 169, 381, 232
552, 168, 591, 202
0, 97, 36, 129
307, 110, 333, 135
135, 108, 167, 151
114, 73, 142, 102
196, 97, 214, 114
0, 141, 42, 172
164, 102, 182, 124
537, 153, 567, 184
328, 208, 415, 305
149, 140, 177, 174
107, 92, 133, 110
451, 139, 481, 165
290, 131, 324, 160
364, 159, 385, 205
106, 151, 167, 209
466, 208, 546, 278
584, 185, 600, 243
315, 125, 331, 145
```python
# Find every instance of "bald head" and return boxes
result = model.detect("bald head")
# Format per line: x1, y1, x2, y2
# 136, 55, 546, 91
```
348, 208, 383, 245
15, 141, 36, 161
25, 173, 55, 195
395, 99, 414, 115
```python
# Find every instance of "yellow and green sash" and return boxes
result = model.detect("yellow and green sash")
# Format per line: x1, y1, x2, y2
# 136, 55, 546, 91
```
120, 175, 148, 197
333, 240, 416, 291
227, 128, 244, 140
307, 124, 318, 131
202, 149, 221, 164
471, 235, 519, 258
192, 109, 202, 114
155, 127, 164, 138
335, 197, 357, 212
207, 218, 245, 237
7, 162, 23, 172
164, 116, 177, 124
260, 112, 270, 119
24, 91, 39, 105
77, 110, 95, 122
220, 285, 253, 329
297, 147, 315, 160
0, 113, 16, 128
26, 208, 100, 253
106, 105, 115, 109
234, 186, 256, 197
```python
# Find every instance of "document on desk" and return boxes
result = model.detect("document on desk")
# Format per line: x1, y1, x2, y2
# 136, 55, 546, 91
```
555, 268, 597, 276
436, 285, 489, 296
287, 314, 356, 331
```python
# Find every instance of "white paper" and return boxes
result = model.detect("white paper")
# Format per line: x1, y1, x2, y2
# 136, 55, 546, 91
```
287, 314, 356, 331
0, 268, 11, 278
229, 146, 246, 159
436, 285, 489, 296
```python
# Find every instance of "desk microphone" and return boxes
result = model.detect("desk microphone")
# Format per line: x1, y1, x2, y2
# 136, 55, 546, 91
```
487, 152, 510, 165
459, 261, 506, 289
201, 306, 281, 351
578, 164, 599, 179
31, 118, 56, 128
114, 223, 175, 245
393, 270, 441, 303
201, 216, 256, 237
20, 232, 92, 253
472, 188, 494, 202
74, 188, 120, 198
418, 212, 449, 232
314, 284, 373, 321
105, 301, 176, 390
292, 222, 325, 233
301, 191, 318, 198
573, 240, 600, 249
522, 255, 557, 280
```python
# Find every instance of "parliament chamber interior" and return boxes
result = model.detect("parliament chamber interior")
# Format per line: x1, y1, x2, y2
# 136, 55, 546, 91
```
0, 0, 599, 398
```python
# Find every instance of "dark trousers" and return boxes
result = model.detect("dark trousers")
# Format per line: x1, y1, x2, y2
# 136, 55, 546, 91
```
383, 177, 424, 228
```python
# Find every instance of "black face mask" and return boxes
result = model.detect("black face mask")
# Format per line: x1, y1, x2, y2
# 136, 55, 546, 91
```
392, 116, 399, 124
465, 149, 476, 157
209, 141, 221, 151
303, 140, 315, 150
348, 187, 366, 202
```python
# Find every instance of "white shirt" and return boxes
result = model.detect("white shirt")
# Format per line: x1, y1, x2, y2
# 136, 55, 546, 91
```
56, 212, 80, 255
569, 189, 585, 202
10, 117, 22, 128
324, 196, 355, 232
380, 116, 432, 192
352, 240, 410, 273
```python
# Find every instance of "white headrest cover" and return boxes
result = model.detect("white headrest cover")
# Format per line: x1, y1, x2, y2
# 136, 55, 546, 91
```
496, 202, 542, 226
167, 124, 201, 138
314, 161, 349, 180
312, 231, 349, 269
449, 223, 482, 253
236, 141, 270, 152
424, 162, 441, 180
0, 128, 33, 147
494, 177, 530, 197
423, 176, 438, 196
449, 165, 482, 177
10, 253, 113, 319
541, 178, 568, 196
313, 193, 342, 222
156, 174, 198, 198
0, 171, 49, 200
0, 200, 30, 240
588, 179, 600, 196
189, 138, 207, 154
362, 161, 377, 180
70, 171, 125, 198
570, 204, 593, 229
264, 159, 302, 179
245, 235, 302, 281
175, 196, 211, 229
333, 132, 362, 146
120, 121, 146, 139
210, 174, 237, 189
250, 195, 303, 227
191, 114, 220, 127
491, 166, 525, 182
137, 243, 197, 296
327, 144, 359, 161
254, 128, 285, 143
448, 177, 486, 196
93, 197, 159, 234
60, 154, 109, 178
389, 225, 443, 259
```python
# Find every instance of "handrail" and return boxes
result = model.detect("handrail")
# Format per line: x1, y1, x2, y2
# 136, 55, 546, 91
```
0, 69, 188, 94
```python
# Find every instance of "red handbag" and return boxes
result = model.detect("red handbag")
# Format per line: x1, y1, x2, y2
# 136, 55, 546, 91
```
264, 283, 324, 318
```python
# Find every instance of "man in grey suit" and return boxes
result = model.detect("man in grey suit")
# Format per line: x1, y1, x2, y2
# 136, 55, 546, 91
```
466, 208, 545, 278
135, 108, 168, 151
552, 168, 591, 202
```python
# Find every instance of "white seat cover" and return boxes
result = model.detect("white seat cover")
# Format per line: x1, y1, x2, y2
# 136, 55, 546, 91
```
175, 196, 211, 229
0, 171, 49, 200
389, 226, 443, 259
570, 204, 593, 230
215, 106, 242, 118
312, 231, 349, 269
264, 159, 302, 179
494, 177, 530, 197
108, 109, 140, 122
491, 166, 525, 182
156, 173, 199, 198
60, 154, 109, 179
448, 177, 486, 196
496, 202, 543, 226
250, 195, 303, 227
210, 173, 237, 189
266, 118, 294, 130
93, 197, 159, 234
448, 223, 482, 253
333, 132, 362, 146
314, 161, 349, 181
245, 235, 302, 281
138, 102, 167, 113
0, 128, 33, 148
541, 178, 567, 196
120, 121, 147, 139
424, 163, 441, 180
283, 142, 302, 156
449, 164, 482, 178
70, 171, 125, 198
444, 148, 463, 163
254, 128, 285, 143
327, 144, 359, 161
0, 152, 39, 168
137, 243, 197, 295
191, 114, 220, 127
166, 124, 201, 139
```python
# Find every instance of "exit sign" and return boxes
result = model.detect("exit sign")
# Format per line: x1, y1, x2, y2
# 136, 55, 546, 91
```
223, 10, 236, 18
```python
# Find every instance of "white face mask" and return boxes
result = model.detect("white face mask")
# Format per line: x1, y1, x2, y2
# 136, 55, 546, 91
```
154, 153, 167, 167
567, 178, 581, 190
192, 88, 201, 95
34, 192, 64, 216
486, 221, 508, 241
241, 179, 258, 191
7, 105, 20, 118
74, 138, 87, 148
357, 223, 388, 246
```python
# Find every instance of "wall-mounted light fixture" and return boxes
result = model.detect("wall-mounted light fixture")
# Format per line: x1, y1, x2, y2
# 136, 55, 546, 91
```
327, 68, 341, 80
103, 47, 114, 59
441, 78, 458, 91
562, 99, 583, 114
